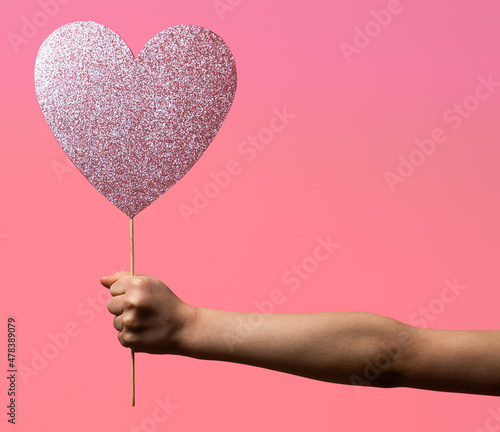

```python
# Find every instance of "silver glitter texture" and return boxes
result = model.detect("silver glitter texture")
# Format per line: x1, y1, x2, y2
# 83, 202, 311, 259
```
35, 21, 237, 217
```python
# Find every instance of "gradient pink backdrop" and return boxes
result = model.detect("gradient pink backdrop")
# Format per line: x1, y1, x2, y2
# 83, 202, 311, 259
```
2, 0, 500, 431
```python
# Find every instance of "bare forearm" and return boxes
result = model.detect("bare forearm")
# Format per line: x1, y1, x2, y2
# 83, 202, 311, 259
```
180, 308, 500, 395
180, 309, 411, 387
102, 273, 500, 396
403, 328, 500, 396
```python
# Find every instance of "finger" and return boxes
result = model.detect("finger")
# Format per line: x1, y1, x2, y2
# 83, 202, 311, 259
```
107, 296, 126, 315
109, 275, 139, 296
109, 279, 127, 296
113, 315, 122, 331
109, 275, 146, 297
100, 271, 131, 288
117, 329, 140, 349
121, 309, 143, 331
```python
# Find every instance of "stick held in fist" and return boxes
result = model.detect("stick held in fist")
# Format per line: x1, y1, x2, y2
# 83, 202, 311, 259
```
102, 272, 500, 396
102, 272, 196, 355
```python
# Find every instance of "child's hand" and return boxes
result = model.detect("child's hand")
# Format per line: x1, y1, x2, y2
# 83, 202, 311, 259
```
101, 272, 196, 354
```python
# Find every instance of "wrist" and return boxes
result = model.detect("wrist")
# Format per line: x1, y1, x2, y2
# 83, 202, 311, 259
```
174, 303, 200, 356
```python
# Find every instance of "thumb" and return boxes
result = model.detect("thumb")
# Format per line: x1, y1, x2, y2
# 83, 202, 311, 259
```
100, 270, 131, 288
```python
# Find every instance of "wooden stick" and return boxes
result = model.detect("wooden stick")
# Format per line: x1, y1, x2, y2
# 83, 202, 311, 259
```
131, 217, 135, 275
130, 217, 135, 406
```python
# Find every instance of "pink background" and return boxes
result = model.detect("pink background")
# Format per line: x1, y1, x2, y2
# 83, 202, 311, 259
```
2, 0, 500, 431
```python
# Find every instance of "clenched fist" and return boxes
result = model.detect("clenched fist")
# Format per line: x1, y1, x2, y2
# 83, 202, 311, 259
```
101, 272, 196, 354
100, 272, 500, 396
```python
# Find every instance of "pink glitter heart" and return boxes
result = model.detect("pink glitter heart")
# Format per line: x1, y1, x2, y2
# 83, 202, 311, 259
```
35, 21, 237, 217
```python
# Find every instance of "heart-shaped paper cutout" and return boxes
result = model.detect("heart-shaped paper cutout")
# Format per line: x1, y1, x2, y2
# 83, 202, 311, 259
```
35, 22, 237, 217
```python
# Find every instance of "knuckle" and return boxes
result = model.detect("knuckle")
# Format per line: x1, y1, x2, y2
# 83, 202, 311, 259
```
123, 299, 133, 309
122, 314, 137, 329
120, 331, 138, 348
129, 277, 145, 289
124, 293, 147, 310
135, 277, 146, 286
123, 297, 138, 309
